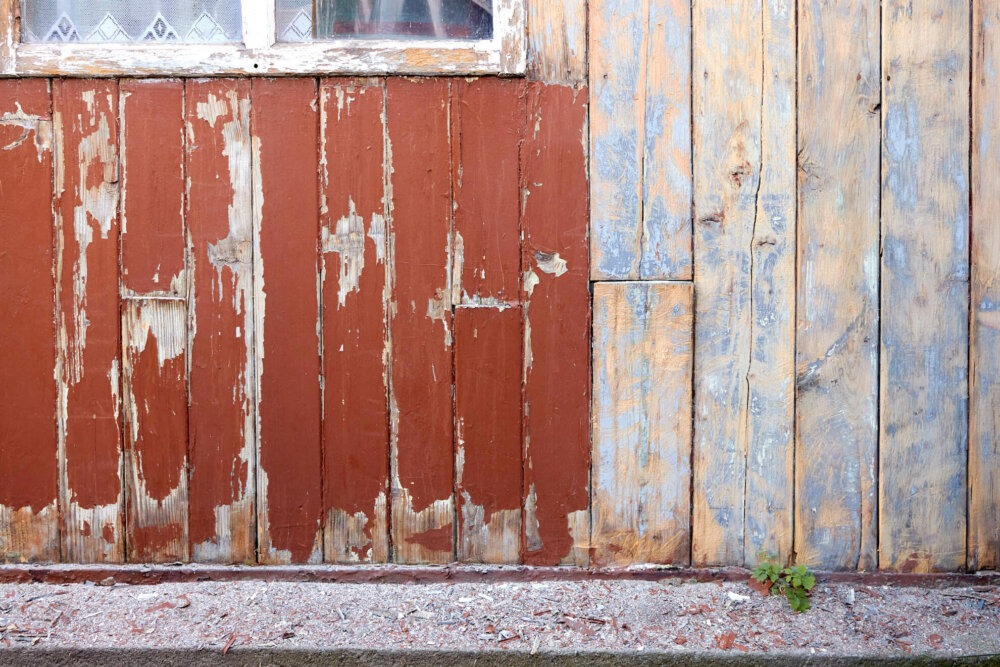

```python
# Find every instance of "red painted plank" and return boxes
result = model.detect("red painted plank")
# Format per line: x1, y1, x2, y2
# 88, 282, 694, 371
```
122, 300, 189, 562
450, 78, 525, 305
455, 306, 523, 563
320, 78, 390, 564
0, 79, 59, 562
53, 79, 124, 563
185, 79, 255, 564
385, 77, 455, 564
252, 78, 323, 564
520, 83, 591, 565
120, 79, 186, 297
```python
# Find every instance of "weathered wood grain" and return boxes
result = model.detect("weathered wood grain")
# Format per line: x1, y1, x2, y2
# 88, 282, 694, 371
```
122, 299, 189, 563
795, 0, 880, 571
0, 79, 59, 562
879, 0, 970, 574
590, 0, 692, 281
521, 83, 591, 566
450, 77, 524, 306
252, 77, 323, 565
970, 0, 999, 573
385, 77, 455, 564
592, 282, 693, 567
526, 0, 586, 84
185, 79, 256, 564
320, 78, 390, 564
455, 306, 523, 563
53, 79, 124, 563
119, 79, 186, 297
692, 0, 795, 567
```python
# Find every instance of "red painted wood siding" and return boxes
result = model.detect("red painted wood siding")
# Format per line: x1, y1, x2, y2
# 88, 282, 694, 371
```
0, 77, 591, 566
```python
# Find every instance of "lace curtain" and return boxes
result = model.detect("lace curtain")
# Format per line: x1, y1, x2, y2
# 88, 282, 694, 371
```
276, 0, 492, 42
21, 0, 242, 43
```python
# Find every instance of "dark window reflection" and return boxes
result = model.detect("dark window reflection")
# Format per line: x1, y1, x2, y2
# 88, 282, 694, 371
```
315, 0, 492, 39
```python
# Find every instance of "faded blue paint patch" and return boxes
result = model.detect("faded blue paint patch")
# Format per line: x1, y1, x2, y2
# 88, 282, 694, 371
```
883, 95, 921, 211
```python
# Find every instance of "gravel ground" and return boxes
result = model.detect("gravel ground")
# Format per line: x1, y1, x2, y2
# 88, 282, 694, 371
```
0, 576, 998, 663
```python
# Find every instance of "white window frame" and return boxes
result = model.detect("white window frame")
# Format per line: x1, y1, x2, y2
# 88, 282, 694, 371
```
0, 0, 525, 76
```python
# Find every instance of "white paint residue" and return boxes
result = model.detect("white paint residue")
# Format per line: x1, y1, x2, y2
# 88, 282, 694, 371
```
535, 251, 568, 276
452, 230, 465, 305
322, 198, 367, 308
0, 104, 53, 160
523, 268, 541, 298
524, 483, 542, 552
426, 288, 453, 347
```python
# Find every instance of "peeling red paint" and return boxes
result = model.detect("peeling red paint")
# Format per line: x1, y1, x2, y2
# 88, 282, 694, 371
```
450, 78, 525, 304
520, 83, 591, 565
185, 79, 255, 563
252, 77, 323, 564
406, 526, 454, 554
321, 78, 390, 564
0, 80, 56, 522
120, 79, 185, 296
386, 77, 455, 564
455, 307, 523, 563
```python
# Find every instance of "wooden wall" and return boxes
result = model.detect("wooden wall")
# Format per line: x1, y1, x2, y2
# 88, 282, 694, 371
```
0, 0, 998, 573
592, 0, 999, 574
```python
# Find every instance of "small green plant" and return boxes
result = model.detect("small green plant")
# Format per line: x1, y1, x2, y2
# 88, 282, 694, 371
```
751, 555, 816, 612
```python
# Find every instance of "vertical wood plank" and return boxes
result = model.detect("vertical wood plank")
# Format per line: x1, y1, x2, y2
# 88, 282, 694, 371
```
795, 0, 880, 571
971, 0, 1000, 572
450, 77, 524, 306
186, 79, 256, 564
122, 300, 189, 562
386, 77, 455, 564
521, 83, 591, 566
692, 1, 795, 567
320, 78, 390, 564
252, 77, 323, 565
120, 79, 186, 297
590, 0, 692, 281
589, 0, 644, 280
455, 306, 523, 563
879, 0, 970, 573
592, 282, 693, 567
526, 0, 587, 84
0, 79, 59, 562
641, 0, 692, 280
745, 0, 796, 565
53, 79, 124, 563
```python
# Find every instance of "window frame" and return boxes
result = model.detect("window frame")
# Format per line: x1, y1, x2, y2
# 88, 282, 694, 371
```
0, 0, 525, 76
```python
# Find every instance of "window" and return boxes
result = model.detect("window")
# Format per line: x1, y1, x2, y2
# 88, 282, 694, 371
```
1, 0, 524, 76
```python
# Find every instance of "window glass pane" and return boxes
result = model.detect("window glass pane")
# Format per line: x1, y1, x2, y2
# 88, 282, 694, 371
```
276, 0, 492, 42
21, 0, 242, 43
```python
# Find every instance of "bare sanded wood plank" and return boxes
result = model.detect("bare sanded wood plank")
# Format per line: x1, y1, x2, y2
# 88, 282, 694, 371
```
795, 0, 880, 571
521, 82, 591, 566
119, 79, 186, 297
455, 306, 523, 563
880, 0, 970, 573
320, 78, 390, 564
0, 79, 59, 562
526, 0, 586, 84
53, 79, 124, 563
252, 77, 323, 565
971, 0, 1000, 572
122, 299, 189, 563
450, 77, 524, 306
692, 1, 795, 567
185, 79, 256, 564
386, 77, 455, 564
590, 0, 692, 281
592, 281, 693, 567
